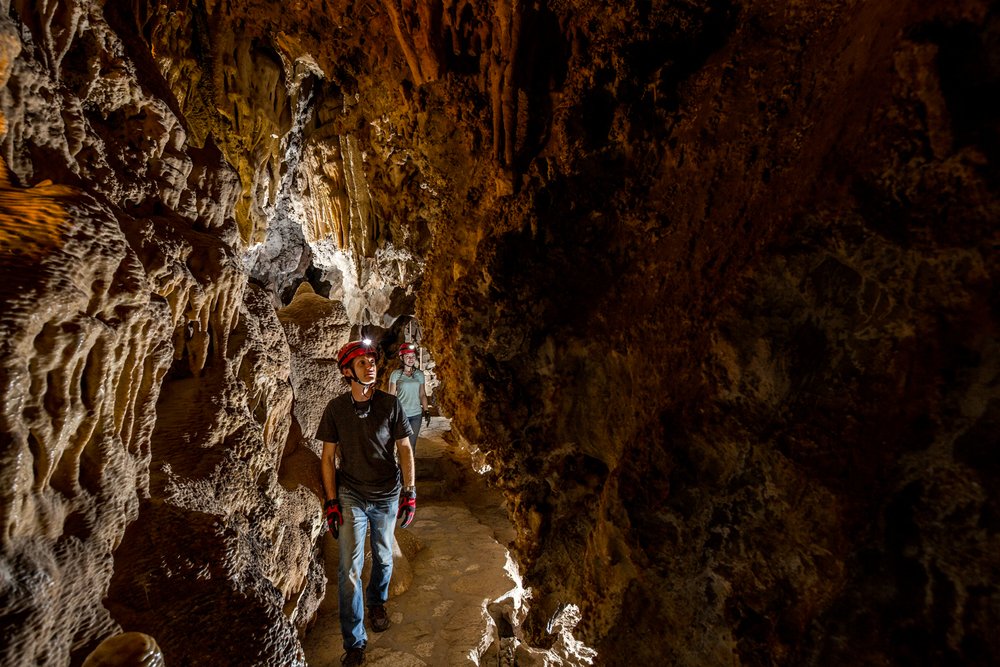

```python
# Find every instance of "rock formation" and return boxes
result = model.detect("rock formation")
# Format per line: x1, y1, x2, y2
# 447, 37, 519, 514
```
1, 0, 998, 665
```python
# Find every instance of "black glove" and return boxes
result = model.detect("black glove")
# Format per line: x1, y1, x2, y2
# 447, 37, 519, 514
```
324, 498, 343, 539
423, 409, 431, 427
397, 489, 416, 529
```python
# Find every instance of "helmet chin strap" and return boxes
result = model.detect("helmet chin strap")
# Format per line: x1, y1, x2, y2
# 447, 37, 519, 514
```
349, 370, 375, 393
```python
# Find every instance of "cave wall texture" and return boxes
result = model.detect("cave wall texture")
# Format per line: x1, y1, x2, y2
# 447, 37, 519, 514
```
1, 0, 998, 665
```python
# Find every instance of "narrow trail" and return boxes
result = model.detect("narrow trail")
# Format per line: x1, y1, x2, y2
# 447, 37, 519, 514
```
301, 418, 520, 666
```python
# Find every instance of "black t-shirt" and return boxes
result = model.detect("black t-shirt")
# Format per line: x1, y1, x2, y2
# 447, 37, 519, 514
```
315, 389, 413, 501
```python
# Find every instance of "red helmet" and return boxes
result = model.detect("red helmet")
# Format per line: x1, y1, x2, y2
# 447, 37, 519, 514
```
338, 339, 377, 370
398, 342, 417, 357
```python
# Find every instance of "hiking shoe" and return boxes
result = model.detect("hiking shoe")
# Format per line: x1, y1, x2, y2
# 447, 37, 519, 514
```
370, 604, 390, 632
342, 647, 365, 666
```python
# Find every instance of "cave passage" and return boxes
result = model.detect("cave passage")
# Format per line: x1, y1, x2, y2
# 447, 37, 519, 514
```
2, 0, 998, 665
300, 416, 598, 665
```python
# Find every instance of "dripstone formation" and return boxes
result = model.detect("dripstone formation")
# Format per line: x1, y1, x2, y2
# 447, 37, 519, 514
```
1, 0, 997, 665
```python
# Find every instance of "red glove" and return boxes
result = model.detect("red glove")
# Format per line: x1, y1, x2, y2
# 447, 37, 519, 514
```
324, 498, 343, 539
397, 489, 416, 528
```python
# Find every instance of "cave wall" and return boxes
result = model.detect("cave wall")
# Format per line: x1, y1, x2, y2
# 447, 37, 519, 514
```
1, 0, 435, 662
345, 0, 1000, 664
2, 0, 998, 665
412, 1, 1000, 665
0, 1, 326, 663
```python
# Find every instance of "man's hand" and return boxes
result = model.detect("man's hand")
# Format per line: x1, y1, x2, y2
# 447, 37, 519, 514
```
397, 489, 416, 529
324, 498, 343, 539
423, 409, 431, 427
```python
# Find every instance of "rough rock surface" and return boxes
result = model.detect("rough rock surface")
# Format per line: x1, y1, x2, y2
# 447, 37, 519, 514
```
1, 2, 323, 664
277, 281, 352, 445
2, 0, 999, 665
413, 1, 1000, 664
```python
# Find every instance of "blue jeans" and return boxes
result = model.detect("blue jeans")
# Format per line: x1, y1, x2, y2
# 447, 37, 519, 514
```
338, 487, 399, 650
406, 415, 422, 452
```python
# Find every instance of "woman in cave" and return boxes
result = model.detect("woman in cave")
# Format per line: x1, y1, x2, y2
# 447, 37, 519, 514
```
388, 342, 430, 453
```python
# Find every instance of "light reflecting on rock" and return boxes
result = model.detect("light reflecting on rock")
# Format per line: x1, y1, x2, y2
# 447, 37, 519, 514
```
82, 633, 165, 667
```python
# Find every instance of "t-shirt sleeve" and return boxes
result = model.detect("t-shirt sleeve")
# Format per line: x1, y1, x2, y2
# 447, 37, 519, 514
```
315, 401, 339, 443
392, 396, 413, 440
389, 369, 401, 384
417, 369, 426, 385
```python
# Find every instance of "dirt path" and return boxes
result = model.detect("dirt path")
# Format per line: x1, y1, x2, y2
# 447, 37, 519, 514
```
301, 418, 521, 666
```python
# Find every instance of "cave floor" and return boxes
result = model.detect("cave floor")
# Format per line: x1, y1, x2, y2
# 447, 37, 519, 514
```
301, 417, 519, 666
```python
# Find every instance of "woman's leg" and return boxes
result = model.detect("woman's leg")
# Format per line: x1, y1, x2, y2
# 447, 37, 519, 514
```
407, 414, 422, 454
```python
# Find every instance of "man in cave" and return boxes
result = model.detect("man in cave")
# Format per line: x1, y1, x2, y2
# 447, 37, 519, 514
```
317, 339, 417, 666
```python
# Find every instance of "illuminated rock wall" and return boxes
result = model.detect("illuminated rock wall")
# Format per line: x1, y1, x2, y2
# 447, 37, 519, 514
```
0, 2, 322, 663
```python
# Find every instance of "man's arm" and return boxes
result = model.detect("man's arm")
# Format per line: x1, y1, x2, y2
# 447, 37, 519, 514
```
396, 437, 415, 489
396, 437, 417, 528
321, 441, 339, 500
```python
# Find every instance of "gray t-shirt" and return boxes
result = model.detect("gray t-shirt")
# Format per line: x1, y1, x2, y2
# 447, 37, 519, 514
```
389, 368, 425, 417
315, 389, 413, 501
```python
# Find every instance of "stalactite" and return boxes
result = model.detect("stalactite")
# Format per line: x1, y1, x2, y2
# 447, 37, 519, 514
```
381, 0, 430, 86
